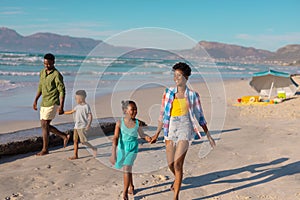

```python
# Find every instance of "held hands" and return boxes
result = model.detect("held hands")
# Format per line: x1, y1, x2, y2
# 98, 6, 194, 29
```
58, 106, 64, 115
144, 136, 152, 143
85, 125, 90, 132
207, 132, 216, 148
109, 154, 116, 165
150, 132, 160, 144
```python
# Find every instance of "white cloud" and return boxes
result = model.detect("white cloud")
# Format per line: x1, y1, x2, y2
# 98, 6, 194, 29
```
10, 22, 119, 40
0, 7, 24, 15
55, 28, 120, 39
266, 28, 274, 33
63, 21, 108, 28
105, 27, 198, 50
236, 34, 251, 40
235, 32, 300, 50
49, 22, 119, 39
0, 11, 23, 15
236, 32, 300, 41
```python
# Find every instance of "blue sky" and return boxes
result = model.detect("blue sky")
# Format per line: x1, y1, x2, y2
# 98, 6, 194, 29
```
1, 0, 300, 51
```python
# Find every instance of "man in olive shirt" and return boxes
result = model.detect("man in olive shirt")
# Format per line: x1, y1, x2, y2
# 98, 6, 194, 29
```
33, 53, 69, 156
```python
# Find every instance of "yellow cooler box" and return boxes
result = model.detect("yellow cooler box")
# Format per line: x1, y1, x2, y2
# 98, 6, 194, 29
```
277, 91, 286, 99
241, 96, 260, 103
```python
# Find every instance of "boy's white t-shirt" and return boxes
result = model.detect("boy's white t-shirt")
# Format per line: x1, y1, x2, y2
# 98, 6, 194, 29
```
74, 103, 91, 129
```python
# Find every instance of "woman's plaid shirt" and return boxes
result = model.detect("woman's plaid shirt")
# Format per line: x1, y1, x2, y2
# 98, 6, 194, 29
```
158, 87, 207, 137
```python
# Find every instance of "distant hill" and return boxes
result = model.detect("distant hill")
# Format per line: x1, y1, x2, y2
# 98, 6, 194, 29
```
0, 27, 23, 50
0, 27, 123, 55
0, 27, 299, 65
197, 41, 274, 61
270, 44, 300, 64
180, 42, 299, 65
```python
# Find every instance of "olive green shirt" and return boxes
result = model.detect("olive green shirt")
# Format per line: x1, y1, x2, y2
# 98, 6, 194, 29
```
37, 67, 65, 107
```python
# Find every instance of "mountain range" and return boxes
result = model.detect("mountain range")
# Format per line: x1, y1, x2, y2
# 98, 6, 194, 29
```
0, 27, 299, 65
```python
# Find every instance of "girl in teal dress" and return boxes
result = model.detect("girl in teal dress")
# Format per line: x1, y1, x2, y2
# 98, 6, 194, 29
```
110, 100, 151, 200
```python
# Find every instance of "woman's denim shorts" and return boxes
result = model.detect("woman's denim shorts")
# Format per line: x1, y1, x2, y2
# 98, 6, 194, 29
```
164, 115, 193, 143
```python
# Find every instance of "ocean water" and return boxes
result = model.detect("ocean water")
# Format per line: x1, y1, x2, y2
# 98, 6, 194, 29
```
1, 51, 300, 127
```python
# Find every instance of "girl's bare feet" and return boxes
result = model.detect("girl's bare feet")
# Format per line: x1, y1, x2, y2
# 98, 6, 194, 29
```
36, 150, 49, 156
92, 147, 97, 158
64, 134, 70, 148
128, 185, 135, 195
68, 156, 78, 160
170, 181, 174, 191
123, 192, 128, 200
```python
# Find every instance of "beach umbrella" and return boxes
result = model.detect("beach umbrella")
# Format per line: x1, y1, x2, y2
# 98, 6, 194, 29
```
291, 74, 300, 87
249, 69, 298, 99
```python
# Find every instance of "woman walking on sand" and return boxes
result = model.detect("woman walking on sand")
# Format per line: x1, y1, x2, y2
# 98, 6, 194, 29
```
151, 62, 216, 200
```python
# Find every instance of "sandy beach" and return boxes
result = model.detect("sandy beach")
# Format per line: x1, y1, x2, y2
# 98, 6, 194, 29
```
1, 79, 300, 200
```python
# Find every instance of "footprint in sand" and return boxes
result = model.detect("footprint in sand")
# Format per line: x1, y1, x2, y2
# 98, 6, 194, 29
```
142, 180, 149, 185
64, 183, 75, 188
151, 174, 169, 183
5, 192, 24, 200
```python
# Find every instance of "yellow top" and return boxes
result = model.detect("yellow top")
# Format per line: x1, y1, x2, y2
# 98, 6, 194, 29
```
171, 98, 188, 117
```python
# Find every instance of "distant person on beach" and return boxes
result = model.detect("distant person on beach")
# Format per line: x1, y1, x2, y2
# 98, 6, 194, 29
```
64, 90, 97, 159
151, 62, 216, 200
110, 100, 152, 200
33, 53, 70, 156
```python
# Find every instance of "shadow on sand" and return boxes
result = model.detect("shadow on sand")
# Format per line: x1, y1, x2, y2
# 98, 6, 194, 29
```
134, 158, 300, 199
183, 157, 300, 199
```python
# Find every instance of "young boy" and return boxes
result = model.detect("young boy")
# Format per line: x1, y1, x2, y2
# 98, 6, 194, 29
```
64, 90, 97, 159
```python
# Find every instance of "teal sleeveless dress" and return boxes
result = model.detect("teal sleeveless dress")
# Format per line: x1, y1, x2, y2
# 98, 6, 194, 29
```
115, 118, 139, 169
